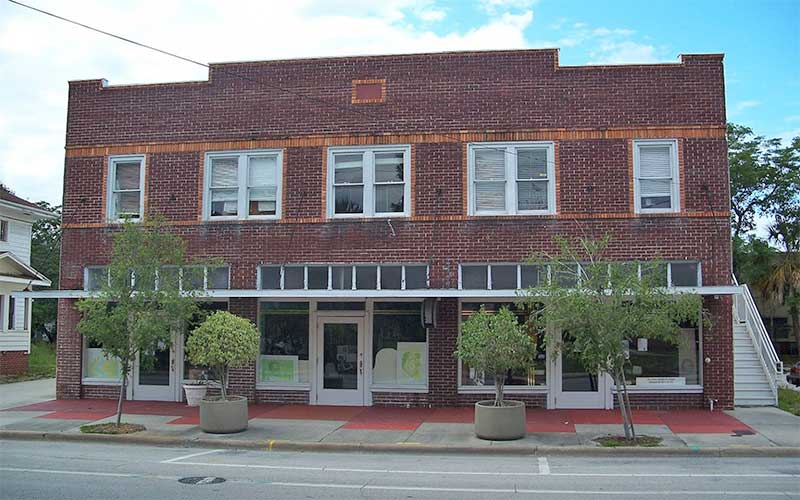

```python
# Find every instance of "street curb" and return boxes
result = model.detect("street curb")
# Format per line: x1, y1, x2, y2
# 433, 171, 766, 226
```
2, 430, 799, 457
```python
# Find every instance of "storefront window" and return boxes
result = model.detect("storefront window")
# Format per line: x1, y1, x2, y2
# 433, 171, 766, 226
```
258, 302, 310, 385
459, 302, 547, 388
83, 339, 121, 381
624, 326, 700, 386
372, 302, 427, 388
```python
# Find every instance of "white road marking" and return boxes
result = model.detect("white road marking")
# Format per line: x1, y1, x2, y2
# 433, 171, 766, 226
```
2, 466, 796, 496
0, 467, 134, 478
161, 449, 222, 463
538, 457, 551, 475
167, 460, 800, 478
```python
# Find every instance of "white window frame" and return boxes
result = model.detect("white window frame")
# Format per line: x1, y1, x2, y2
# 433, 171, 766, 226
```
203, 149, 284, 221
327, 145, 412, 219
0, 219, 8, 241
467, 141, 556, 216
106, 155, 145, 222
633, 139, 680, 214
257, 264, 428, 291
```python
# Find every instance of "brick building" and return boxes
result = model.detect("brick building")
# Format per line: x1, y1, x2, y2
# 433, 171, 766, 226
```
38, 49, 744, 409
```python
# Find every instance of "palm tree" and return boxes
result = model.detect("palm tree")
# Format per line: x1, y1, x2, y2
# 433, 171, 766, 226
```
758, 210, 800, 356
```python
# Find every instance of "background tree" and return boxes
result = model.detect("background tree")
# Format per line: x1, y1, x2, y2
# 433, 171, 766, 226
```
455, 306, 537, 407
520, 236, 704, 440
76, 218, 201, 425
758, 207, 800, 355
728, 125, 799, 241
30, 201, 61, 343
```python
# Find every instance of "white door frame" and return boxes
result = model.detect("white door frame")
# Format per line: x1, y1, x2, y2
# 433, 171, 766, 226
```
549, 333, 612, 409
315, 315, 368, 406
129, 333, 180, 401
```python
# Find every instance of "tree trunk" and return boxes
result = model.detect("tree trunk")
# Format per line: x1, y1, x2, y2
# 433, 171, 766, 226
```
220, 366, 227, 400
613, 369, 632, 440
620, 367, 636, 440
494, 374, 504, 407
116, 363, 128, 426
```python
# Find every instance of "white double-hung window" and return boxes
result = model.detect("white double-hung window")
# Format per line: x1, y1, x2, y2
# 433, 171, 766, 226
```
204, 150, 283, 220
107, 155, 145, 222
468, 142, 555, 215
327, 145, 411, 218
633, 139, 679, 213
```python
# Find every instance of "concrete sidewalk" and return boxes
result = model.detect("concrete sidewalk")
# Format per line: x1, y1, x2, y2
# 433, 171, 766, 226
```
0, 378, 55, 408
1, 399, 799, 455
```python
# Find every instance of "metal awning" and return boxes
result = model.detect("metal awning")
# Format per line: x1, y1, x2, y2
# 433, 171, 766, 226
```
12, 285, 742, 300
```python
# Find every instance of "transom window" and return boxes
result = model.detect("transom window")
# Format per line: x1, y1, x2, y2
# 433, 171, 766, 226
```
204, 150, 283, 220
459, 262, 700, 290
468, 142, 555, 215
258, 264, 428, 290
107, 155, 145, 222
633, 139, 679, 213
83, 265, 230, 291
327, 145, 411, 218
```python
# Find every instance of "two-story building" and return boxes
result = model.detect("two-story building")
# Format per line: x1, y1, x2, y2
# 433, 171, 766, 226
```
0, 186, 55, 375
42, 49, 748, 409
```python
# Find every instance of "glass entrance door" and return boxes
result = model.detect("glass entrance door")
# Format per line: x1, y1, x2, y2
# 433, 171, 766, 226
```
132, 337, 177, 401
554, 333, 607, 408
316, 317, 365, 406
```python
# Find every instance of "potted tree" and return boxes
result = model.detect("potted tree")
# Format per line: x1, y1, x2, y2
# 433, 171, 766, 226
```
455, 306, 537, 440
186, 311, 259, 433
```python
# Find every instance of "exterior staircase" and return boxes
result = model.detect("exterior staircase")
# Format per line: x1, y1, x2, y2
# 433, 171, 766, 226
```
732, 279, 784, 406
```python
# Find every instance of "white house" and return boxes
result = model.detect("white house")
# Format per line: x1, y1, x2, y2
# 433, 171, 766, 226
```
0, 185, 55, 375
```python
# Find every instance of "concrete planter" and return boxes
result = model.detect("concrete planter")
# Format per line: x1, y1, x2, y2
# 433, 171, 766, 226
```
182, 384, 208, 407
474, 400, 526, 440
199, 395, 248, 434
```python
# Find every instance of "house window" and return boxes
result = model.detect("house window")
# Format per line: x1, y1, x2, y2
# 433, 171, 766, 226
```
204, 150, 283, 220
468, 142, 555, 215
7, 296, 16, 330
327, 146, 411, 218
23, 298, 30, 331
258, 302, 310, 386
258, 264, 428, 291
0, 219, 8, 241
372, 302, 427, 389
107, 155, 145, 221
669, 262, 700, 287
459, 303, 547, 388
633, 139, 679, 213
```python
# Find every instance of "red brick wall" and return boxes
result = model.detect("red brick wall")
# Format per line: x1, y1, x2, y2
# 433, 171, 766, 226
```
227, 297, 257, 401
702, 295, 734, 409
559, 139, 630, 215
0, 351, 29, 376
65, 51, 724, 147
57, 299, 82, 399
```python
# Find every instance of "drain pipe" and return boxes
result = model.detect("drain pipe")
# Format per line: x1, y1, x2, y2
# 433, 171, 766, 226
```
708, 398, 718, 412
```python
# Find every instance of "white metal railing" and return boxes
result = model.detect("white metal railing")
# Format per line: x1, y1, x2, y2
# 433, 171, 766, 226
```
732, 275, 784, 402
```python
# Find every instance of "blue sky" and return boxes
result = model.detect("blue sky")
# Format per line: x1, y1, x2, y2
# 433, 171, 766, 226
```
0, 0, 798, 206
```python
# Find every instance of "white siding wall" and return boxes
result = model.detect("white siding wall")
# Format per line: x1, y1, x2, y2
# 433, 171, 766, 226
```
0, 216, 33, 265
0, 284, 31, 352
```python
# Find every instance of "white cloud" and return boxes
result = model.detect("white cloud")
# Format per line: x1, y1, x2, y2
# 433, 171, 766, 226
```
0, 0, 536, 205
478, 0, 538, 15
588, 40, 661, 65
776, 128, 800, 146
732, 100, 762, 113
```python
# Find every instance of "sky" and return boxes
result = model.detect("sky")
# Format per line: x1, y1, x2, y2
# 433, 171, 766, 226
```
0, 0, 798, 208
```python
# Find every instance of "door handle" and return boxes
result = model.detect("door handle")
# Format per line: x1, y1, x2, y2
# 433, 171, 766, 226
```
358, 352, 364, 375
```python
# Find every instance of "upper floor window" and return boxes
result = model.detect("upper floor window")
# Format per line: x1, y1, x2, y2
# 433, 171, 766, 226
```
0, 219, 8, 241
107, 155, 145, 222
633, 139, 679, 213
468, 142, 555, 216
327, 145, 411, 218
204, 150, 283, 220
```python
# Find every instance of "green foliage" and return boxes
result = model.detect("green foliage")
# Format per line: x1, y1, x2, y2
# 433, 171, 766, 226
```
455, 306, 537, 406
75, 217, 202, 422
778, 387, 800, 416
728, 123, 799, 240
519, 235, 705, 437
30, 202, 61, 343
186, 311, 260, 399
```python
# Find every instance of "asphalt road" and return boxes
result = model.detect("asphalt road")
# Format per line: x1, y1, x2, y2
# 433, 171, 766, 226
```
1, 439, 798, 499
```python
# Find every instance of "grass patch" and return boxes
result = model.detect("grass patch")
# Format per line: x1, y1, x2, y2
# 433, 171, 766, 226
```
0, 342, 56, 384
778, 387, 800, 416
80, 423, 146, 434
594, 435, 663, 447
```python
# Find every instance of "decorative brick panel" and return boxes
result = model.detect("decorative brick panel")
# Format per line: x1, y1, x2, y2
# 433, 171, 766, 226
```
0, 351, 29, 376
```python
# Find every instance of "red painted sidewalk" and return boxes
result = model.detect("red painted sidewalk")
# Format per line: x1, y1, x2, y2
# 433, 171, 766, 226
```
4, 399, 754, 435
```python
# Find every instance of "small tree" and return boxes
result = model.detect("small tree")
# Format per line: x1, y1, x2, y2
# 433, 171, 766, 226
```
520, 236, 704, 440
185, 311, 259, 400
76, 218, 201, 425
455, 306, 537, 407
